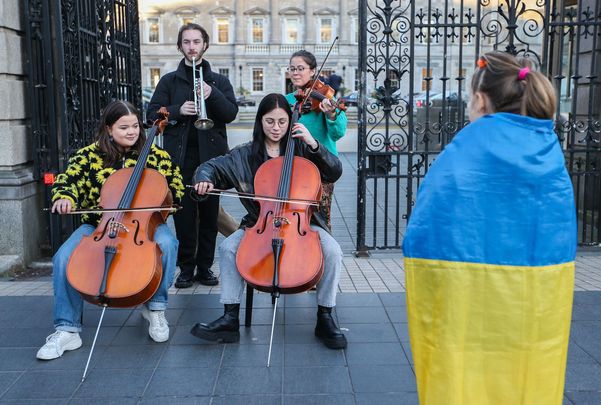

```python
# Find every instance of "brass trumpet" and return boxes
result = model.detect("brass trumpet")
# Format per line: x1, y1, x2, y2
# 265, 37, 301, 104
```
192, 57, 214, 130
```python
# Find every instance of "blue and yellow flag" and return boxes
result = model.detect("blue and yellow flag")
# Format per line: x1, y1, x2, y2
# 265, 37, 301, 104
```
403, 113, 577, 405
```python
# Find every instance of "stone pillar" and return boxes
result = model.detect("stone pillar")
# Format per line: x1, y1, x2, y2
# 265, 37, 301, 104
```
235, 0, 244, 44
304, 0, 311, 44
0, 0, 44, 273
271, 0, 279, 43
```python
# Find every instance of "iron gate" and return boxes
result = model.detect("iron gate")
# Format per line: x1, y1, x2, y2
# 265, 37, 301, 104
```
357, 0, 601, 254
25, 0, 142, 253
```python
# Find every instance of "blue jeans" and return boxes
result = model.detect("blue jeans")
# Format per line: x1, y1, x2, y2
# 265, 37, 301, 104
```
53, 223, 178, 332
219, 225, 343, 307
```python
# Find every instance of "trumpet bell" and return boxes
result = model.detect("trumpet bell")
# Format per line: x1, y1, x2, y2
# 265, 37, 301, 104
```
194, 118, 214, 130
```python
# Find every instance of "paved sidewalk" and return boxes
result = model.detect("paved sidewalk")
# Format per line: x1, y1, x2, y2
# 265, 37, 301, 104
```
1, 153, 600, 403
2, 254, 600, 297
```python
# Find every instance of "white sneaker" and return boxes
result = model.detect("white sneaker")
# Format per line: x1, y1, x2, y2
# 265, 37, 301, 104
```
141, 307, 169, 343
36, 330, 82, 360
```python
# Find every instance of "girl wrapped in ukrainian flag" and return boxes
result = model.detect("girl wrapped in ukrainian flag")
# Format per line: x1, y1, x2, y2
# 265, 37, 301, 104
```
403, 51, 577, 404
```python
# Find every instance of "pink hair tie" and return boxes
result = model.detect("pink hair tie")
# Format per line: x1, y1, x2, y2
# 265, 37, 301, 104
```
518, 67, 530, 81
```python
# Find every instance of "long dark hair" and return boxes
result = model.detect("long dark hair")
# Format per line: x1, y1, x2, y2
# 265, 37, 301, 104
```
97, 100, 146, 168
250, 93, 293, 174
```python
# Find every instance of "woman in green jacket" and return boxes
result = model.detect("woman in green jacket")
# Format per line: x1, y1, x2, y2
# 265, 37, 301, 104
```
286, 50, 347, 228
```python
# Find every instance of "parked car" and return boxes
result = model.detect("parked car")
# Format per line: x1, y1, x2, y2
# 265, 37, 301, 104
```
339, 91, 358, 106
370, 86, 405, 107
339, 91, 378, 108
412, 92, 439, 109
412, 92, 468, 151
413, 92, 467, 123
236, 96, 256, 106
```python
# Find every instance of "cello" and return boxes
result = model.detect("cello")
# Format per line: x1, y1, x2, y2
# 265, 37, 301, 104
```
235, 97, 324, 366
235, 39, 342, 366
66, 108, 172, 380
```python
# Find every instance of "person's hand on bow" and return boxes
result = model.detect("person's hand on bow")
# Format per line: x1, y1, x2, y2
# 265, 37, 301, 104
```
52, 199, 73, 214
194, 181, 214, 195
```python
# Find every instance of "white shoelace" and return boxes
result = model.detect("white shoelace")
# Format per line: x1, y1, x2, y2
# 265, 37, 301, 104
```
45, 330, 64, 343
152, 311, 168, 328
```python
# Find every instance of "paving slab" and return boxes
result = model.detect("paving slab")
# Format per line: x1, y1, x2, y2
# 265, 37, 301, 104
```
0, 292, 598, 402
1, 152, 600, 403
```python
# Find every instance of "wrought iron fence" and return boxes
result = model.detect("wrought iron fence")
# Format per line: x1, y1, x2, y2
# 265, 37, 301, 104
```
25, 0, 142, 252
357, 0, 601, 253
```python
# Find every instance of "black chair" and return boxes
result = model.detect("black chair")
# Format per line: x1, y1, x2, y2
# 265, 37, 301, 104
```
244, 285, 277, 327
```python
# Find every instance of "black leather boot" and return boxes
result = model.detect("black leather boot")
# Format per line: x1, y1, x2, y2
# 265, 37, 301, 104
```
174, 268, 194, 289
315, 305, 347, 349
190, 304, 240, 343
196, 268, 218, 286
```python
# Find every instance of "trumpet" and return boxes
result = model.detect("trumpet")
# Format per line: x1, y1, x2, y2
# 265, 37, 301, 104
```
192, 57, 214, 130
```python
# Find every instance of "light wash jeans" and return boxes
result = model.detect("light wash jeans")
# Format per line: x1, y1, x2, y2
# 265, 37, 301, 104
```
219, 225, 343, 307
53, 223, 178, 332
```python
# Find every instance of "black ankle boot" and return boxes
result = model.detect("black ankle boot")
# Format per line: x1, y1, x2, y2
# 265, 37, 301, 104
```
315, 305, 347, 349
195, 268, 218, 286
190, 304, 240, 343
174, 269, 194, 289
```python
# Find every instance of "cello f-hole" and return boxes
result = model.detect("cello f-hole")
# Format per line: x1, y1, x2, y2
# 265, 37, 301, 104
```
293, 212, 307, 236
256, 211, 273, 234
93, 218, 113, 241
132, 219, 143, 246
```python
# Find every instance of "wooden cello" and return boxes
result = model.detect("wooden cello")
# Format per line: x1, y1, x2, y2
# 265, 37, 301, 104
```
233, 97, 326, 367
235, 104, 324, 296
66, 108, 171, 380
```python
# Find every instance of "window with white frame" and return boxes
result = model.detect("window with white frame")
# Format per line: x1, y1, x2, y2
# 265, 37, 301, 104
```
148, 18, 159, 43
351, 17, 358, 44
150, 68, 161, 88
354, 68, 359, 91
219, 68, 230, 81
252, 68, 264, 92
318, 18, 334, 43
216, 18, 230, 43
250, 18, 265, 43
283, 18, 300, 44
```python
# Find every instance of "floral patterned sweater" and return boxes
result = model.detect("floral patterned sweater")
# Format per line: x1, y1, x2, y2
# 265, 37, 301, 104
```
51, 143, 185, 226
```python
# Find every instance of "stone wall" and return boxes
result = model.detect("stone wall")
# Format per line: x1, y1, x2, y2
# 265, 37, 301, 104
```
0, 0, 44, 272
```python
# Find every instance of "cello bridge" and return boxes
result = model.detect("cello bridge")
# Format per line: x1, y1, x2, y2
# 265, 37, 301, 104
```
108, 221, 129, 237
272, 216, 290, 228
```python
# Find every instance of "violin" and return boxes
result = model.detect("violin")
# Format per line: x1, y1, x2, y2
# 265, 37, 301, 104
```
295, 78, 347, 114
66, 108, 172, 308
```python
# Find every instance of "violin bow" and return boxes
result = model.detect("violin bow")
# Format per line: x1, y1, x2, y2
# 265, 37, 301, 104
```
185, 185, 320, 207
43, 205, 182, 215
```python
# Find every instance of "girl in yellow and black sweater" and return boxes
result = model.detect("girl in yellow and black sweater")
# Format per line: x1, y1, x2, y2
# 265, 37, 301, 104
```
37, 100, 185, 361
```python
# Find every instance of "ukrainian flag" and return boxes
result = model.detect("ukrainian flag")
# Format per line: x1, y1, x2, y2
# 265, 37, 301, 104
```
402, 113, 577, 405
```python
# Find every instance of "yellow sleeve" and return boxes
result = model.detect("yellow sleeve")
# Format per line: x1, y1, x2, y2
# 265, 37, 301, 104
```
50, 147, 90, 208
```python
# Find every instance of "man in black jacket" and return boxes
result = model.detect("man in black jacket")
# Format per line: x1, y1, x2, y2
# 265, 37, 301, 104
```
147, 23, 238, 288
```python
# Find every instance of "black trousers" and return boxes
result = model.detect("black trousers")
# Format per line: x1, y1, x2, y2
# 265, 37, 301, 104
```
175, 150, 219, 275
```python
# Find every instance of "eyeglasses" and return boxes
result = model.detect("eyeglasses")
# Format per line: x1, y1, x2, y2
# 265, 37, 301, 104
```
262, 119, 289, 128
287, 66, 308, 73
